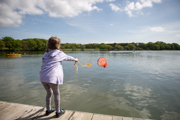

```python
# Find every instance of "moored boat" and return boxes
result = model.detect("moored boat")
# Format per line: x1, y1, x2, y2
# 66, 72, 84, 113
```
6, 54, 21, 56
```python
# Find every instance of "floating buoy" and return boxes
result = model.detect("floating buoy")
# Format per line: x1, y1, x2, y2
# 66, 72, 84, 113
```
97, 57, 108, 68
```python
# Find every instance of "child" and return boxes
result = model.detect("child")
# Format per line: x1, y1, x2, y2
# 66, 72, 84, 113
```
40, 36, 78, 118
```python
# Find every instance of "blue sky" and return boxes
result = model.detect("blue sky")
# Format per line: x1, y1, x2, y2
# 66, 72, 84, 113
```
0, 0, 180, 44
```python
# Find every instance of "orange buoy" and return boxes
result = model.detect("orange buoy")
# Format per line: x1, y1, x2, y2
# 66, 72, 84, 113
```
97, 57, 108, 68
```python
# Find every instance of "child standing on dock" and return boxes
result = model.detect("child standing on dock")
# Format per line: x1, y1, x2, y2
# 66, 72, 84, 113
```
40, 36, 78, 118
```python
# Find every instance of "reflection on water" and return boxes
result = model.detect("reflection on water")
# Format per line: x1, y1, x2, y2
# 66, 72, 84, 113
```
7, 55, 21, 59
0, 51, 180, 120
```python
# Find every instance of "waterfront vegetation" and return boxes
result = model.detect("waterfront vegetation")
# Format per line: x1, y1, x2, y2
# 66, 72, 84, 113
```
0, 36, 180, 51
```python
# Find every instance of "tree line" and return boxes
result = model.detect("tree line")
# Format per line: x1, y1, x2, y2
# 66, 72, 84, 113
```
0, 36, 180, 51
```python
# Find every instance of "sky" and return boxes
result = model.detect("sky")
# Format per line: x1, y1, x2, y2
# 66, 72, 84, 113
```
0, 0, 180, 44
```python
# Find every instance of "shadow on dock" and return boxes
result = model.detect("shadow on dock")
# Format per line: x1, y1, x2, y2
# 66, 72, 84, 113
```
0, 101, 149, 120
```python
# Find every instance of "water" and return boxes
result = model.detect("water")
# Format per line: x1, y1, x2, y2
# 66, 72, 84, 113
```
0, 51, 180, 120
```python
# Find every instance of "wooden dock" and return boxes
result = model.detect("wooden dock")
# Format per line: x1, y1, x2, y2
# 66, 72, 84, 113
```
0, 101, 149, 120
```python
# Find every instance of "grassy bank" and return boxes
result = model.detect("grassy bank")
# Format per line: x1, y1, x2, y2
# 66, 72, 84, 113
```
0, 48, 97, 51
63, 49, 97, 51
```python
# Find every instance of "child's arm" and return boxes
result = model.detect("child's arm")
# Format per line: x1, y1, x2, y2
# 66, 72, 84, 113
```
58, 51, 78, 61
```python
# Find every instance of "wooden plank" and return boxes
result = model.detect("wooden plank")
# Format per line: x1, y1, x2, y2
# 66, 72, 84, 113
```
69, 111, 84, 120
92, 114, 112, 120
134, 118, 143, 120
123, 117, 133, 120
0, 101, 12, 112
32, 107, 48, 119
0, 101, 148, 120
34, 108, 56, 119
0, 101, 6, 104
81, 112, 93, 120
14, 105, 44, 120
51, 110, 75, 120
35, 110, 74, 120
17, 105, 44, 119
69, 111, 93, 120
0, 100, 44, 119
0, 102, 29, 120
113, 116, 123, 120
0, 101, 5, 107
8, 104, 31, 120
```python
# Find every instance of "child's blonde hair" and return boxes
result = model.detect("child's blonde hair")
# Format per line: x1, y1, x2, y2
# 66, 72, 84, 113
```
46, 36, 61, 52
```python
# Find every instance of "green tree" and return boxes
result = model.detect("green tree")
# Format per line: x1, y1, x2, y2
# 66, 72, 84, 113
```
64, 43, 72, 49
60, 44, 65, 50
114, 44, 124, 50
81, 45, 85, 51
2, 36, 15, 50
172, 43, 180, 50
0, 40, 5, 50
21, 41, 29, 50
95, 47, 99, 51
35, 39, 46, 50
153, 44, 160, 50
170, 44, 175, 50
75, 44, 81, 49
160, 44, 165, 50
107, 45, 113, 50
147, 42, 154, 50
85, 43, 98, 49
165, 44, 171, 50
99, 44, 106, 50
13, 40, 22, 50
72, 45, 77, 51
139, 43, 146, 50
99, 44, 113, 50
127, 44, 136, 50
28, 39, 38, 50
155, 41, 166, 50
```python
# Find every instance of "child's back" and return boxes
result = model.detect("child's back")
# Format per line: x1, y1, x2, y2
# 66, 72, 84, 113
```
40, 36, 78, 118
40, 49, 75, 85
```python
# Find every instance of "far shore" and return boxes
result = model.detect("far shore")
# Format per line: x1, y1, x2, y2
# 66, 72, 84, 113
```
1, 49, 180, 52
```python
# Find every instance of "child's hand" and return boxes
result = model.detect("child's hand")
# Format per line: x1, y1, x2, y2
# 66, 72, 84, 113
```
75, 58, 78, 62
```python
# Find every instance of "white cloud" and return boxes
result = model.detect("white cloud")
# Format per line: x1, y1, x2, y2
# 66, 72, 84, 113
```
0, 0, 43, 27
109, 3, 122, 12
176, 34, 180, 37
151, 0, 161, 3
106, 0, 115, 2
124, 0, 162, 17
110, 23, 114, 25
141, 26, 165, 32
150, 27, 165, 32
67, 23, 79, 27
0, 0, 103, 27
104, 41, 117, 43
109, 0, 161, 17
124, 2, 135, 17
126, 2, 135, 10
0, 3, 22, 27
38, 0, 103, 18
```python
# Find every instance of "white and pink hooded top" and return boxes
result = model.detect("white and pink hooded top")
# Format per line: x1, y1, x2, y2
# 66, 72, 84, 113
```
40, 49, 75, 85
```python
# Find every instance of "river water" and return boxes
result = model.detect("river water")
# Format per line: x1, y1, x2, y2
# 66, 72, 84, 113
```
0, 51, 180, 120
